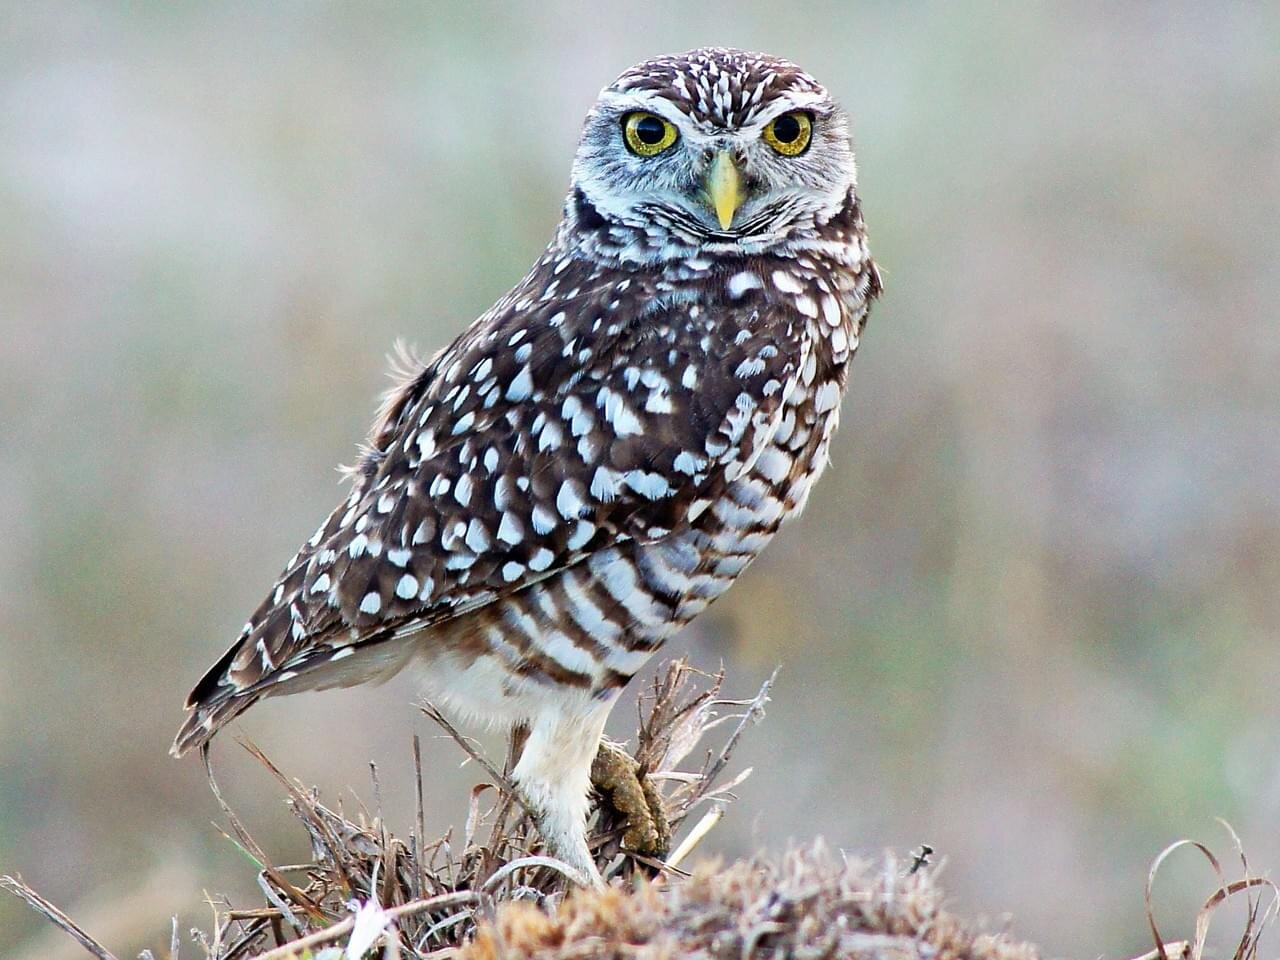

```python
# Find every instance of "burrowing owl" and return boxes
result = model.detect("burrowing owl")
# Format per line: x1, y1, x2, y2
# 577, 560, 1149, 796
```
173, 48, 879, 885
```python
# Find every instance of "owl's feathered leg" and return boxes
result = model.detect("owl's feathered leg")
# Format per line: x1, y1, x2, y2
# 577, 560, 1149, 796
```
511, 700, 612, 888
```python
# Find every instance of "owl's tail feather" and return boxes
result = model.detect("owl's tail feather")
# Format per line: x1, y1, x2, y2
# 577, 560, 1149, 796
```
170, 626, 269, 758
170, 691, 260, 758
171, 624, 410, 758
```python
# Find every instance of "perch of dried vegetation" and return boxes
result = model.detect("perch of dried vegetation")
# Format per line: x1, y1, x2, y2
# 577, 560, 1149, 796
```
4, 659, 1275, 959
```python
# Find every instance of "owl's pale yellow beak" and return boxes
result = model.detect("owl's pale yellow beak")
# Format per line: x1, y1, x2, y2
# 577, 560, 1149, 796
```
705, 151, 742, 230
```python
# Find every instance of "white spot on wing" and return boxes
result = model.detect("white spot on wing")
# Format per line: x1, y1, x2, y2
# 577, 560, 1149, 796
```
465, 518, 491, 552
590, 466, 624, 502
814, 381, 841, 413
644, 388, 673, 414
562, 396, 593, 436
531, 504, 558, 534
497, 511, 524, 545
454, 473, 474, 507
772, 269, 803, 294
754, 446, 792, 484
597, 387, 643, 437
506, 366, 533, 401
537, 419, 564, 452
451, 411, 476, 435
830, 325, 850, 356
822, 294, 842, 327
673, 451, 703, 475
624, 470, 672, 499
556, 479, 589, 519
567, 519, 595, 550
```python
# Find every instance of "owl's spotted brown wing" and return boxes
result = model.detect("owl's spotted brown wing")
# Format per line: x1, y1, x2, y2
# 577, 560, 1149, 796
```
174, 256, 806, 754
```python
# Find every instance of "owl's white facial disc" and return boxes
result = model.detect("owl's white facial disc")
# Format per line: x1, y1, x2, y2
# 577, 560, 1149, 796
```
567, 48, 858, 261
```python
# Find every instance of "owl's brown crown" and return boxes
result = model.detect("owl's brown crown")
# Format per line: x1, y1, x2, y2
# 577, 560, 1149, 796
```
609, 48, 825, 129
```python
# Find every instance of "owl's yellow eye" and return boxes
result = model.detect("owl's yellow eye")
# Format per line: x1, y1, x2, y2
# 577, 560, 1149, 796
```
623, 112, 679, 157
762, 111, 812, 156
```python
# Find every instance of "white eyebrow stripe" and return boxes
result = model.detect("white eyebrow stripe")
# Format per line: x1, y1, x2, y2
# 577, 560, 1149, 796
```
593, 92, 729, 143
596, 90, 685, 120
736, 94, 832, 134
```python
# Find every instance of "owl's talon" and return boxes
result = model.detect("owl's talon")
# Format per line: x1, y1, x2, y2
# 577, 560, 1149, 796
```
591, 740, 671, 858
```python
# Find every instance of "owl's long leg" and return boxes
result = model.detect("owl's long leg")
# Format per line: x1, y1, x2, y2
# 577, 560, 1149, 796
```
510, 701, 612, 888
591, 740, 670, 858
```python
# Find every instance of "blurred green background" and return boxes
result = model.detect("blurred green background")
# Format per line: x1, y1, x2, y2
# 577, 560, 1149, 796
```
3, 3, 1279, 957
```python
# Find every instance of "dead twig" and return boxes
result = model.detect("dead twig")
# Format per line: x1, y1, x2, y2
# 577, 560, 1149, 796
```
0, 874, 121, 960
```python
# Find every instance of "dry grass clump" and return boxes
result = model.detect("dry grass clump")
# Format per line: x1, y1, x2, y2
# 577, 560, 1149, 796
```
3, 659, 1274, 960
464, 844, 1036, 960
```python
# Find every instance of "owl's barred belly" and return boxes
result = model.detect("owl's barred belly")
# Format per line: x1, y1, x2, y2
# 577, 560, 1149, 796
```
416, 390, 840, 726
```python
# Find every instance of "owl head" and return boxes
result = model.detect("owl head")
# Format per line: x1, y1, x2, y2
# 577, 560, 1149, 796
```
568, 48, 858, 260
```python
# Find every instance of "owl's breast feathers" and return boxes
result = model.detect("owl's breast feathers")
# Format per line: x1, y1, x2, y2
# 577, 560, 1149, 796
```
175, 220, 877, 754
